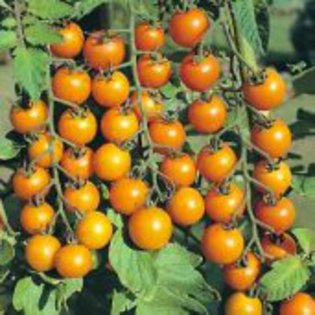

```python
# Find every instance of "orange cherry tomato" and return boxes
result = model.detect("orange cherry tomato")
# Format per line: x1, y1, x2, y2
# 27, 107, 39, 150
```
93, 143, 131, 181
135, 21, 165, 51
92, 71, 130, 108
280, 292, 315, 315
180, 54, 220, 92
50, 22, 84, 58
10, 100, 48, 134
109, 177, 149, 215
202, 224, 244, 265
52, 67, 91, 105
128, 206, 173, 250
225, 292, 263, 315
205, 183, 245, 223
169, 8, 209, 48
83, 31, 125, 70
168, 187, 205, 226
137, 54, 172, 88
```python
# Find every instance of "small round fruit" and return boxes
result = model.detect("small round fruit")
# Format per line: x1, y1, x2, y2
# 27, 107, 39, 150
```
135, 21, 165, 51
202, 224, 244, 265
76, 211, 113, 249
109, 178, 149, 215
225, 292, 263, 315
280, 292, 315, 315
25, 235, 61, 272
168, 187, 205, 226
20, 202, 54, 234
54, 244, 93, 278
128, 207, 172, 250
10, 100, 48, 134
92, 71, 129, 108
64, 181, 100, 213
94, 143, 131, 181
188, 95, 227, 133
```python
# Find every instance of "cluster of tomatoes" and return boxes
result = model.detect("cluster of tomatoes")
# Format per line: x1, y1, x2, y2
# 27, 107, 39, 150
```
8, 6, 315, 315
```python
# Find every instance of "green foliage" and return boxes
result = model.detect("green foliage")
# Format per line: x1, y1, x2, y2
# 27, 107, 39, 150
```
292, 228, 315, 254
25, 22, 63, 45
0, 137, 23, 160
73, 0, 110, 18
0, 239, 15, 266
0, 31, 17, 52
111, 291, 135, 315
293, 175, 315, 199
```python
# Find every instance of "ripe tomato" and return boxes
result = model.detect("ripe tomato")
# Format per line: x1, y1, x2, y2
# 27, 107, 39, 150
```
76, 211, 113, 249
10, 100, 48, 134
188, 95, 227, 133
197, 145, 237, 183
180, 54, 220, 92
169, 8, 209, 48
149, 119, 186, 154
52, 67, 91, 105
251, 119, 292, 159
100, 108, 139, 144
253, 161, 292, 198
13, 167, 51, 200
50, 22, 84, 58
93, 143, 131, 181
280, 293, 315, 315
130, 90, 164, 122
160, 153, 196, 188
255, 197, 295, 234
25, 235, 61, 272
168, 187, 205, 226
109, 177, 149, 215
58, 108, 97, 146
20, 202, 54, 234
28, 132, 64, 168
64, 181, 100, 213
205, 183, 245, 223
201, 224, 244, 265
225, 292, 263, 315
92, 71, 129, 108
135, 21, 165, 51
137, 54, 172, 88
261, 233, 296, 261
223, 252, 261, 291
128, 207, 172, 250
83, 31, 125, 70
54, 244, 93, 278
60, 147, 94, 180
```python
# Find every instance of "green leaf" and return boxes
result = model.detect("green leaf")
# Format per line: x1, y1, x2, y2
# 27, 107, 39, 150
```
25, 23, 63, 45
107, 209, 123, 228
27, 0, 72, 19
0, 239, 15, 265
0, 31, 17, 51
254, 0, 270, 51
0, 0, 11, 10
111, 290, 135, 315
56, 278, 83, 309
1, 17, 17, 29
292, 175, 315, 199
74, 0, 109, 18
292, 228, 315, 255
0, 137, 23, 160
260, 256, 311, 301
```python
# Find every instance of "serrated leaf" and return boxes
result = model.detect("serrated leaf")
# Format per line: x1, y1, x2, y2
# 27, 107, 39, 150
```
111, 290, 135, 315
260, 256, 311, 301
27, 0, 72, 19
292, 228, 315, 254
25, 23, 63, 45
0, 137, 22, 160
74, 0, 109, 18
0, 239, 15, 265
0, 31, 17, 51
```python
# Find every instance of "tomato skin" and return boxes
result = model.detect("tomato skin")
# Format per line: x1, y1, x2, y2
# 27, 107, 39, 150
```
180, 54, 220, 92
20, 202, 54, 234
128, 207, 173, 250
100, 109, 139, 144
169, 8, 209, 48
137, 54, 172, 88
188, 95, 227, 133
223, 252, 261, 291
225, 292, 263, 315
109, 178, 149, 215
251, 119, 292, 159
253, 161, 292, 198
76, 211, 113, 249
54, 244, 93, 278
25, 235, 61, 272
280, 293, 315, 315
205, 183, 245, 223
93, 143, 131, 181
52, 67, 91, 105
243, 68, 286, 110
168, 187, 205, 226
64, 181, 100, 213
13, 167, 51, 201
28, 132, 64, 168
92, 71, 130, 108
10, 100, 48, 134
83, 31, 125, 70
197, 145, 237, 183
202, 224, 244, 265
160, 154, 196, 188
58, 109, 97, 146
50, 22, 84, 58
135, 22, 165, 51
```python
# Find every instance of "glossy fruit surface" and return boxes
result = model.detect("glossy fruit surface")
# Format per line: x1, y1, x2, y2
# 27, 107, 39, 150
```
280, 292, 315, 315
225, 292, 263, 315
135, 22, 165, 51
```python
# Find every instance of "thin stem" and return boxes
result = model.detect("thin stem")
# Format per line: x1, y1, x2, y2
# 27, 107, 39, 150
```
14, 0, 26, 47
